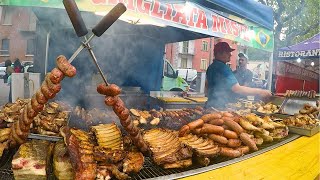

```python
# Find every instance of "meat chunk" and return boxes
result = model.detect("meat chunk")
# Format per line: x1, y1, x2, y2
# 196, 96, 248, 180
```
143, 128, 193, 168
12, 140, 53, 180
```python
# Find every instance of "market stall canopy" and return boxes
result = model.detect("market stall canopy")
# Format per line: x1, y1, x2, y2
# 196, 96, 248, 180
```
1, 0, 274, 52
277, 33, 320, 60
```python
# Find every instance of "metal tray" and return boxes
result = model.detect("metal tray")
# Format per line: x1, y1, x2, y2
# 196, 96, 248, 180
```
28, 133, 62, 142
288, 125, 319, 137
280, 98, 317, 115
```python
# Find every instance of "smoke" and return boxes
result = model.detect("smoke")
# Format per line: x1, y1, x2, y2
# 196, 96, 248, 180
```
30, 7, 166, 111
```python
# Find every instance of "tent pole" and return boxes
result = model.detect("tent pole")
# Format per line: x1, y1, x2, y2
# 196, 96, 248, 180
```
267, 52, 273, 91
302, 80, 305, 91
44, 31, 50, 75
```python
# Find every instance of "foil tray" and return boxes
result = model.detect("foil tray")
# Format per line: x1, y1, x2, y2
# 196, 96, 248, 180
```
27, 133, 62, 142
280, 98, 317, 116
288, 125, 320, 137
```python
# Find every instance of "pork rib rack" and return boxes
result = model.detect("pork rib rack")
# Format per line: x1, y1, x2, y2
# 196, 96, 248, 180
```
142, 128, 193, 169
65, 128, 96, 180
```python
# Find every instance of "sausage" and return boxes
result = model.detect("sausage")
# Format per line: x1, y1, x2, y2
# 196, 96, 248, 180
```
227, 139, 242, 148
104, 96, 119, 106
222, 112, 234, 117
223, 130, 238, 139
18, 116, 29, 132
237, 146, 250, 154
22, 107, 33, 127
239, 133, 258, 151
31, 97, 44, 112
36, 90, 48, 104
41, 81, 56, 99
56, 55, 77, 77
223, 118, 244, 135
200, 124, 224, 135
208, 134, 228, 144
187, 119, 204, 130
201, 113, 222, 122
113, 99, 125, 115
118, 108, 129, 121
97, 84, 121, 96
178, 125, 190, 137
124, 121, 134, 132
121, 116, 132, 127
192, 128, 201, 135
208, 119, 224, 126
220, 147, 242, 158
129, 125, 139, 136
26, 102, 37, 118
50, 68, 64, 84
45, 73, 61, 93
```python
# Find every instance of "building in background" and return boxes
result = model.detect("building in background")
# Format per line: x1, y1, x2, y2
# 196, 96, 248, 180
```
165, 37, 241, 72
0, 6, 37, 63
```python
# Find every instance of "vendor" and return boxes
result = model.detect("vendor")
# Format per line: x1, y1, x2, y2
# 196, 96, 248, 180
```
233, 53, 253, 87
205, 42, 272, 108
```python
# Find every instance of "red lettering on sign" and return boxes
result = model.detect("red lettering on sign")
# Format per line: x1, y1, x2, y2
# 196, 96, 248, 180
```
240, 25, 249, 41
212, 15, 220, 32
151, 1, 163, 18
230, 21, 239, 37
108, 0, 118, 4
224, 19, 233, 35
218, 16, 226, 33
187, 8, 197, 27
126, 0, 135, 11
172, 5, 187, 25
195, 9, 208, 29
92, 0, 106, 4
137, 0, 151, 14
164, 4, 173, 20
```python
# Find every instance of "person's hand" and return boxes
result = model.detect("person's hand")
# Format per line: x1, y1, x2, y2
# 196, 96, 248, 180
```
258, 89, 272, 98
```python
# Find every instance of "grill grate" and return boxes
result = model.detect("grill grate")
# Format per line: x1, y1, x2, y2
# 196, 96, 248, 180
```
0, 134, 299, 180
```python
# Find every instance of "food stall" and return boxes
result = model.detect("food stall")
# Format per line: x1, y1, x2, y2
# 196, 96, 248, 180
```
276, 33, 319, 94
0, 0, 319, 180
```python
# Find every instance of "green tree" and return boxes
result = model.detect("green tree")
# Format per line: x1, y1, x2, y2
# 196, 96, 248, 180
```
258, 0, 320, 49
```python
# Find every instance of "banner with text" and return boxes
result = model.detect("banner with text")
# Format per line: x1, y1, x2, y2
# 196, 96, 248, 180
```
276, 61, 319, 82
1, 0, 274, 51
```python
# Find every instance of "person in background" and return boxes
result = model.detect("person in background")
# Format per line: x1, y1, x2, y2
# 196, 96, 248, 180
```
233, 53, 253, 87
5, 59, 14, 102
205, 42, 272, 109
13, 58, 24, 73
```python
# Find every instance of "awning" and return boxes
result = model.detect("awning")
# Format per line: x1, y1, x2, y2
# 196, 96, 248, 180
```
1, 0, 274, 51
277, 33, 320, 60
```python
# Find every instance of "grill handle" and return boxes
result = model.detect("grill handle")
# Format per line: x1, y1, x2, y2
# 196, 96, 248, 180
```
92, 3, 127, 37
63, 0, 88, 37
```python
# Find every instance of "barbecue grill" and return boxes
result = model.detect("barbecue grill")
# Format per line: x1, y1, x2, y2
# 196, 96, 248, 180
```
0, 134, 299, 180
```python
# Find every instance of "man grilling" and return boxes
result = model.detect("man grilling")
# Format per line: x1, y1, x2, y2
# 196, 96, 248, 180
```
205, 42, 271, 109
233, 53, 253, 87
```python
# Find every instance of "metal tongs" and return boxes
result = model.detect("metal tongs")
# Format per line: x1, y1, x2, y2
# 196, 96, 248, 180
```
63, 0, 127, 85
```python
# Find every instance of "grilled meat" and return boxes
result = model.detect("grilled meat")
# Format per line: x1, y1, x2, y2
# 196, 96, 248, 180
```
143, 128, 192, 168
91, 123, 123, 150
53, 141, 74, 180
66, 128, 96, 180
12, 140, 53, 180
122, 151, 144, 173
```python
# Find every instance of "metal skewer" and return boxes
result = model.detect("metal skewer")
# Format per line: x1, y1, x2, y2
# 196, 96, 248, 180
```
84, 36, 109, 85
63, 0, 126, 85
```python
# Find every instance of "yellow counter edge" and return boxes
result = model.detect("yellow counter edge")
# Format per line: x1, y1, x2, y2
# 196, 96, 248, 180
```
181, 133, 320, 180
